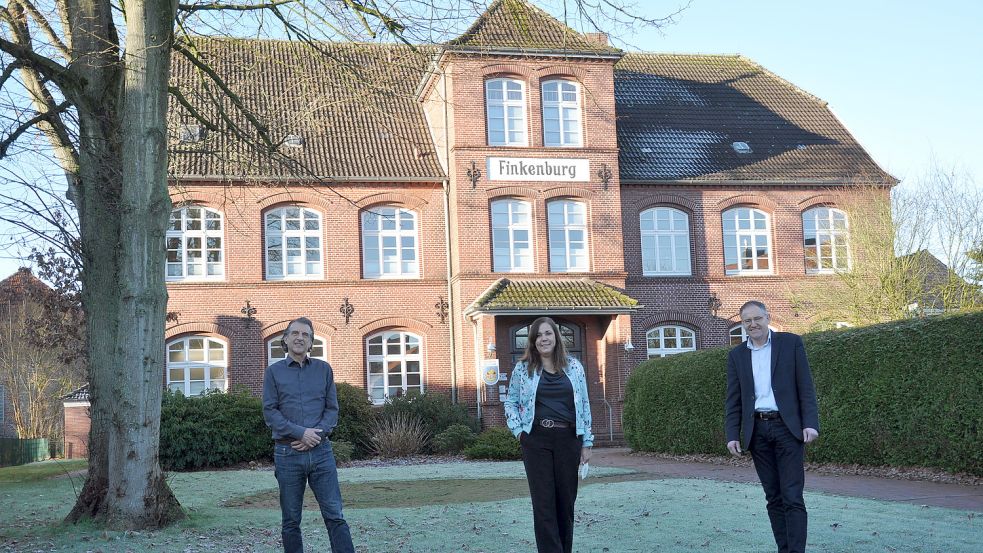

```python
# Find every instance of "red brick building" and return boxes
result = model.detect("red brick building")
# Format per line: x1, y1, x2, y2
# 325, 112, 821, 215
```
155, 0, 894, 442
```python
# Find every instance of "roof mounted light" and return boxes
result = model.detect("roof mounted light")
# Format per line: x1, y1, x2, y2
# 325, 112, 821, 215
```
732, 141, 752, 154
284, 134, 305, 148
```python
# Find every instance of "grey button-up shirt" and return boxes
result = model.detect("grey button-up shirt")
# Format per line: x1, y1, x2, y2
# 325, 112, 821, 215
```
262, 356, 339, 441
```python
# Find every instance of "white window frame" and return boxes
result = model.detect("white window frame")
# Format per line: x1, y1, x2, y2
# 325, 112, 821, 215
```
803, 207, 850, 273
542, 80, 582, 147
640, 207, 691, 276
486, 78, 527, 146
166, 206, 225, 281
646, 325, 697, 358
548, 199, 589, 272
366, 331, 424, 405
722, 207, 773, 275
361, 207, 420, 279
166, 336, 228, 396
267, 336, 328, 364
729, 324, 778, 346
491, 199, 533, 272
265, 206, 323, 280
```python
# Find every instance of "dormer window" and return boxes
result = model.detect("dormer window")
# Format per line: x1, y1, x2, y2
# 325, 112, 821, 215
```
486, 78, 527, 146
178, 124, 205, 143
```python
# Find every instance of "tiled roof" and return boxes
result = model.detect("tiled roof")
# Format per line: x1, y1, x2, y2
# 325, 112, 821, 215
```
468, 278, 640, 313
168, 39, 445, 181
614, 54, 895, 183
446, 0, 621, 56
62, 385, 89, 402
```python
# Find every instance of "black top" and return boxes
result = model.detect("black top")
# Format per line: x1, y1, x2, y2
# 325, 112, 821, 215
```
534, 369, 576, 423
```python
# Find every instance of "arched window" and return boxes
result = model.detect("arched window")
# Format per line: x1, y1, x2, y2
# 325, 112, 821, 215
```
722, 207, 772, 275
491, 198, 533, 272
640, 207, 691, 275
803, 207, 850, 273
366, 331, 423, 404
646, 325, 696, 358
542, 80, 581, 147
361, 206, 419, 279
729, 323, 777, 345
267, 336, 328, 364
548, 200, 588, 272
166, 336, 227, 396
166, 206, 224, 281
265, 206, 323, 280
486, 78, 527, 146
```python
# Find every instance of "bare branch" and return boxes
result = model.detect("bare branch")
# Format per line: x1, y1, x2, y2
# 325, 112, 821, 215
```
177, 0, 298, 13
13, 0, 71, 60
167, 85, 221, 132
0, 101, 72, 158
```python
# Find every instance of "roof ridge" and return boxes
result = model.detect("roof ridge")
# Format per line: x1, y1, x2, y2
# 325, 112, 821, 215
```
732, 54, 828, 106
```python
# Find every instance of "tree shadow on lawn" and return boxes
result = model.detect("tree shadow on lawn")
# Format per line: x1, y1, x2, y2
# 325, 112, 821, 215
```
225, 473, 652, 510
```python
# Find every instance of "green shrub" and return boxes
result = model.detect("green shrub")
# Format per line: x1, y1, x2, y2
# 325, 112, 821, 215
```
623, 311, 983, 475
160, 388, 270, 470
370, 414, 431, 458
334, 383, 376, 458
433, 424, 477, 454
380, 393, 479, 451
464, 428, 521, 460
331, 440, 354, 464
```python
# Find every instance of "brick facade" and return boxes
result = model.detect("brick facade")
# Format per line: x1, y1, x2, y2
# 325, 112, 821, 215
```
63, 403, 90, 459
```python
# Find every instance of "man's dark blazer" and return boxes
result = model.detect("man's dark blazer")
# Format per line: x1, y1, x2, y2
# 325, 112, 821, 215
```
725, 332, 820, 450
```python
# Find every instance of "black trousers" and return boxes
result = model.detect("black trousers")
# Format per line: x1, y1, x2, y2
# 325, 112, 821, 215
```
520, 426, 582, 553
749, 418, 808, 553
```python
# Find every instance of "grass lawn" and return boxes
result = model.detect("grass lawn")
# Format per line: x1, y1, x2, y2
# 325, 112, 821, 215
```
0, 459, 980, 552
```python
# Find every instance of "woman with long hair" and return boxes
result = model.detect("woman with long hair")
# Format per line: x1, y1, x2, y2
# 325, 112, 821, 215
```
503, 316, 593, 553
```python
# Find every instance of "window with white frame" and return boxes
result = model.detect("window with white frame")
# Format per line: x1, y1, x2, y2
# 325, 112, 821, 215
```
803, 207, 850, 273
542, 80, 582, 147
361, 207, 419, 279
486, 78, 527, 146
722, 207, 772, 275
166, 336, 227, 396
366, 331, 423, 404
491, 199, 533, 272
268, 335, 328, 364
265, 207, 323, 280
729, 324, 777, 345
548, 200, 588, 272
166, 207, 224, 281
646, 325, 696, 358
640, 207, 691, 275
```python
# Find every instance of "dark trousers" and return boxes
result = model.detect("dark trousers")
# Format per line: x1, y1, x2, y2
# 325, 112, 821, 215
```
749, 418, 808, 553
520, 426, 583, 553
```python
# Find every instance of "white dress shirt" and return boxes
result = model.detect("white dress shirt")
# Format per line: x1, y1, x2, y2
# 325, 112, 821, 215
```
748, 331, 779, 412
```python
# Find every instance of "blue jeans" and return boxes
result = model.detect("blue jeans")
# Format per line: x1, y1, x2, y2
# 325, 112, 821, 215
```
273, 442, 355, 553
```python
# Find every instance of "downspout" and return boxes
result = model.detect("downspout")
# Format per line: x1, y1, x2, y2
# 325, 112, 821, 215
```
439, 63, 459, 403
471, 316, 482, 419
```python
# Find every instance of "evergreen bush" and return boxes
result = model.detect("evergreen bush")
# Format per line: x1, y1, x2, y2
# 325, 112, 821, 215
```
623, 311, 983, 475
334, 383, 376, 458
331, 440, 354, 464
433, 424, 477, 454
464, 428, 521, 460
381, 392, 479, 451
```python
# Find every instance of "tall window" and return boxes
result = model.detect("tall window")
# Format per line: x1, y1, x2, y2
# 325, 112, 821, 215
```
640, 207, 691, 276
542, 80, 582, 147
366, 331, 423, 404
268, 336, 328, 364
722, 207, 772, 275
486, 78, 527, 146
166, 336, 227, 396
646, 325, 696, 358
491, 199, 533, 272
548, 200, 588, 272
265, 207, 322, 280
166, 207, 224, 281
803, 207, 849, 273
362, 207, 419, 279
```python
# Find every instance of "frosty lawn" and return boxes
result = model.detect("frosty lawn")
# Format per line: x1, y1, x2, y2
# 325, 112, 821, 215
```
1, 460, 979, 552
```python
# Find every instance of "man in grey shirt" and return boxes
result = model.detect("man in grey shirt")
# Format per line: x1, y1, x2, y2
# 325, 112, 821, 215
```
263, 317, 355, 553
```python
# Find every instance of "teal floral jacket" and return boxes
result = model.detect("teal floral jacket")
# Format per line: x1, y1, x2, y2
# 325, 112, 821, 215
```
503, 357, 594, 447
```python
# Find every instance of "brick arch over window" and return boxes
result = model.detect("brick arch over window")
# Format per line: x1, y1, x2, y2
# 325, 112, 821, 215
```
486, 187, 538, 200
261, 319, 337, 342
479, 64, 534, 79
169, 193, 220, 208
354, 192, 428, 209
632, 194, 697, 216
165, 321, 234, 341
797, 193, 841, 209
638, 310, 704, 330
715, 193, 777, 213
358, 316, 433, 336
542, 187, 595, 201
535, 65, 588, 81
255, 191, 333, 212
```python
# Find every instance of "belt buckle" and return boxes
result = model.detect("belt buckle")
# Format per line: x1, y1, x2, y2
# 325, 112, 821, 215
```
540, 419, 555, 429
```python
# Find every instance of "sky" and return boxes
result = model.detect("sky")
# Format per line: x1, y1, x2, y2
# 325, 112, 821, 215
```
1, 0, 980, 280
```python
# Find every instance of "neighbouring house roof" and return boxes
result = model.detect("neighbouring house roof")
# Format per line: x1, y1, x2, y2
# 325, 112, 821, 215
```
446, 0, 621, 57
62, 385, 90, 402
0, 267, 52, 299
466, 278, 640, 315
614, 53, 895, 184
168, 40, 445, 181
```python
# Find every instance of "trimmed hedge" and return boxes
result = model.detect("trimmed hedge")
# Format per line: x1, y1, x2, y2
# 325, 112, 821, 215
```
624, 310, 983, 475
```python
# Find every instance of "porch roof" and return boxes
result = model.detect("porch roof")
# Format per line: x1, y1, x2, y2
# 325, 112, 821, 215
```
466, 278, 640, 316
